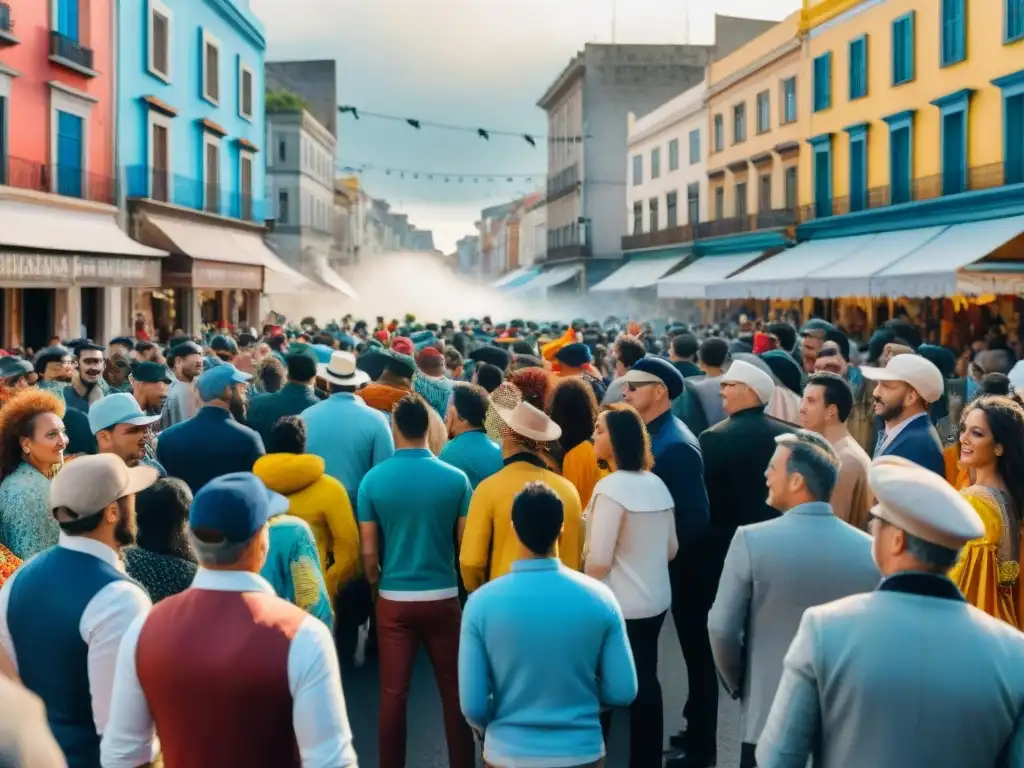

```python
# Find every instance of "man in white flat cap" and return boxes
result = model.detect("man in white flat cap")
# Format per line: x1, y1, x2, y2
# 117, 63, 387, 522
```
756, 456, 1024, 768
860, 353, 945, 476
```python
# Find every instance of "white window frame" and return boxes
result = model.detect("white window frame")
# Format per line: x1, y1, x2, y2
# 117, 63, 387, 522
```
146, 108, 173, 195
201, 131, 221, 209
49, 81, 96, 194
238, 60, 254, 121
201, 29, 221, 106
147, 0, 172, 83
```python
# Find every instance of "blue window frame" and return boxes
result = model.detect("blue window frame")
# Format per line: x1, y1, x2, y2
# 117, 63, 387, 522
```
845, 123, 869, 212
893, 12, 916, 85
932, 89, 972, 195
1008, 0, 1024, 43
56, 0, 79, 41
813, 53, 832, 112
782, 77, 797, 123
992, 69, 1024, 184
689, 129, 700, 164
883, 110, 915, 205
849, 36, 868, 100
942, 0, 966, 66
56, 110, 84, 198
808, 133, 833, 218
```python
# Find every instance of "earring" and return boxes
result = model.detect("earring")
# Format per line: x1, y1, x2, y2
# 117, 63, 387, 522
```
996, 447, 1004, 456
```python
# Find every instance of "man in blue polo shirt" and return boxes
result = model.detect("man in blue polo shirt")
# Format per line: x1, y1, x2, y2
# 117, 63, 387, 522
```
357, 393, 475, 768
157, 364, 265, 493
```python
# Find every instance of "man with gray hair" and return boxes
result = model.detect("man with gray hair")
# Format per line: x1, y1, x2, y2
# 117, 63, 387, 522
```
708, 430, 878, 768
101, 472, 357, 768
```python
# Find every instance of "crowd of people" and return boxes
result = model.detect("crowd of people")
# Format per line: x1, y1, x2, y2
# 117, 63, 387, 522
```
0, 311, 1023, 768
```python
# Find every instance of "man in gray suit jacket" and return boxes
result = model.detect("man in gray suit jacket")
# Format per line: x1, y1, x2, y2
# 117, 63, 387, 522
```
757, 456, 1024, 768
708, 431, 878, 768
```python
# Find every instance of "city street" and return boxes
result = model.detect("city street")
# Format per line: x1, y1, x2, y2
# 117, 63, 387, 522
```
341, 619, 742, 767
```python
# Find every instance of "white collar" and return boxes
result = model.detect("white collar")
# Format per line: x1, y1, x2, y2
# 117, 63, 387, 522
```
58, 532, 124, 572
191, 568, 276, 595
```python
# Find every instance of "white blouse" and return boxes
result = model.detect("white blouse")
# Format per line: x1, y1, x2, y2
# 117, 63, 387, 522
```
584, 471, 678, 620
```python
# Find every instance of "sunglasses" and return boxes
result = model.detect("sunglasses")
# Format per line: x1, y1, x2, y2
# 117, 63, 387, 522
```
626, 381, 659, 392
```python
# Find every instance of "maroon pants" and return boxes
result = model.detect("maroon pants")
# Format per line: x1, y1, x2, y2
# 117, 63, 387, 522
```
376, 596, 475, 768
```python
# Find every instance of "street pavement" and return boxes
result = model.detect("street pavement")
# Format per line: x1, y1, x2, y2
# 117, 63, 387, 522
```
341, 617, 742, 767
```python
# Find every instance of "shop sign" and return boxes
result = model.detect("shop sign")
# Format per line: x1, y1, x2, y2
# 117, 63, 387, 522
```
75, 256, 162, 287
0, 253, 163, 287
0, 253, 74, 284
192, 259, 263, 291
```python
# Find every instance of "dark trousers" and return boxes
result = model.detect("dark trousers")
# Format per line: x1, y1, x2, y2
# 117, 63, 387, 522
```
600, 611, 667, 768
740, 742, 757, 768
376, 597, 476, 768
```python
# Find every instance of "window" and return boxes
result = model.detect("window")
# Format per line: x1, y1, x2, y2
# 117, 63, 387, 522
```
714, 187, 725, 219
240, 152, 254, 220
810, 135, 833, 218
651, 147, 661, 180
203, 133, 220, 213
735, 182, 747, 219
666, 191, 678, 228
893, 12, 916, 85
849, 36, 868, 100
632, 201, 642, 234
733, 103, 746, 143
941, 0, 966, 65
278, 137, 286, 163
148, 0, 171, 81
147, 111, 171, 202
668, 139, 679, 171
886, 114, 914, 204
848, 126, 868, 212
756, 91, 770, 134
632, 154, 642, 185
687, 183, 700, 224
713, 115, 724, 152
1006, 93, 1024, 184
1007, 0, 1024, 42
689, 129, 700, 164
56, 0, 79, 42
781, 77, 797, 124
56, 111, 84, 198
759, 174, 771, 211
935, 91, 970, 195
239, 63, 254, 120
814, 53, 832, 112
202, 31, 221, 104
785, 166, 798, 210
279, 190, 290, 224
649, 197, 659, 231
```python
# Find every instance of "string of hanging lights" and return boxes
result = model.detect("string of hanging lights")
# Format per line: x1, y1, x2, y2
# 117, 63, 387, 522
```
336, 161, 543, 184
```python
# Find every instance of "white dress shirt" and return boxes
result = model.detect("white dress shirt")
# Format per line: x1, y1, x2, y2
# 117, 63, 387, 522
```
0, 533, 152, 738
876, 411, 928, 454
100, 568, 358, 768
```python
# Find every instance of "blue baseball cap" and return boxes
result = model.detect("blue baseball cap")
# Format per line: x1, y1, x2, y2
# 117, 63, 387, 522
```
195, 364, 251, 402
88, 393, 162, 435
189, 472, 289, 544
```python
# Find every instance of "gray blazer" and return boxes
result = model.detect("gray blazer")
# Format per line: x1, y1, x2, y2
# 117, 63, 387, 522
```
708, 502, 878, 745
756, 575, 1024, 768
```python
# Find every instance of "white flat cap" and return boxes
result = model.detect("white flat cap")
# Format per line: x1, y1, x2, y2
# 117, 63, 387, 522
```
860, 354, 944, 404
721, 359, 775, 405
869, 456, 983, 550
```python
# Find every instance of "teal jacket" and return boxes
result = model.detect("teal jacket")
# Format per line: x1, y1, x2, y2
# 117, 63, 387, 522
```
260, 515, 334, 630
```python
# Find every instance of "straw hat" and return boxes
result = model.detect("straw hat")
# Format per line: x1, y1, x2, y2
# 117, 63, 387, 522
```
494, 401, 561, 442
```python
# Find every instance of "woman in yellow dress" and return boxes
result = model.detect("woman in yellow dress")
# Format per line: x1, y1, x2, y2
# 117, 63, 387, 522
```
547, 377, 606, 507
949, 395, 1024, 630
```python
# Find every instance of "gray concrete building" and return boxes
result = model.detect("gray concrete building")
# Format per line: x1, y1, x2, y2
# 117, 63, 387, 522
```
265, 60, 338, 138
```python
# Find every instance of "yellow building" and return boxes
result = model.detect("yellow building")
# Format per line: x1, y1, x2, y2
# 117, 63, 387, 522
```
706, 10, 809, 234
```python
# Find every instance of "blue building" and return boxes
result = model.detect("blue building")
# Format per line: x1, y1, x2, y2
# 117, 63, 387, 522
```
117, 0, 293, 335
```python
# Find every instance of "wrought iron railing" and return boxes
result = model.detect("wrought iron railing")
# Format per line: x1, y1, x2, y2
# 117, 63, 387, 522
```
0, 3, 13, 33
2, 156, 116, 204
125, 165, 268, 222
50, 31, 94, 71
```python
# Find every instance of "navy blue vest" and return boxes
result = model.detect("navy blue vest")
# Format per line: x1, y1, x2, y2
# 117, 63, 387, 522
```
8, 545, 129, 768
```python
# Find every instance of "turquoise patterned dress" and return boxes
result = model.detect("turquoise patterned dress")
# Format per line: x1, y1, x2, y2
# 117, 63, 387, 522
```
0, 462, 58, 559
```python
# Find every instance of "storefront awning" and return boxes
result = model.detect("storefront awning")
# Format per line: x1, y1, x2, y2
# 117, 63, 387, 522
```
590, 255, 685, 292
802, 227, 947, 298
508, 264, 582, 293
492, 266, 539, 289
311, 261, 358, 299
869, 215, 1024, 297
656, 253, 763, 299
707, 238, 871, 300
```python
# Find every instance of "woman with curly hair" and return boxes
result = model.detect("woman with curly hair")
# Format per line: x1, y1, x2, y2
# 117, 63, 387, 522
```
548, 377, 606, 507
0, 389, 69, 560
507, 367, 552, 412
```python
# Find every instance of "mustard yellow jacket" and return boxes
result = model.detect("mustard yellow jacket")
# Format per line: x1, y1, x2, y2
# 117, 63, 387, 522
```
253, 452, 359, 599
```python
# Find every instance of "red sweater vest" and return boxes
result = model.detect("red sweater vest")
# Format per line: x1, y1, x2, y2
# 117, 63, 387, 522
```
135, 588, 306, 768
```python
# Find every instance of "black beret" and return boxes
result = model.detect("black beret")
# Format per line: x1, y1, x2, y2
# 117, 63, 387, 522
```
172, 341, 203, 357
109, 336, 134, 348
132, 361, 172, 384
625, 357, 684, 400
555, 342, 592, 368
209, 334, 238, 354
761, 350, 803, 395
469, 345, 511, 371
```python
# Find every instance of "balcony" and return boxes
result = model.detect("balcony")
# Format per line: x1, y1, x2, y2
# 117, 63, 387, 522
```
49, 31, 96, 77
696, 215, 754, 239
1, 156, 116, 204
622, 209, 797, 251
0, 3, 19, 45
621, 225, 695, 251
546, 163, 579, 203
544, 243, 591, 262
126, 165, 268, 223
799, 162, 1020, 223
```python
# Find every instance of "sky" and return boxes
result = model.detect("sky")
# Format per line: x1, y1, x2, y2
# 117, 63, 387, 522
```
250, 0, 802, 253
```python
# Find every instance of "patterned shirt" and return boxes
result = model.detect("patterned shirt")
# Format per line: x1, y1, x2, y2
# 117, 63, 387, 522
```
260, 516, 334, 630
0, 462, 57, 560
122, 547, 197, 603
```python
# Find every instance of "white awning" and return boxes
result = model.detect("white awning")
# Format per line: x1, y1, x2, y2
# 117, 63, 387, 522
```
870, 215, 1024, 297
491, 266, 535, 288
0, 200, 167, 258
657, 252, 764, 299
707, 238, 871, 299
313, 261, 358, 299
802, 227, 947, 298
590, 255, 685, 292
508, 264, 582, 293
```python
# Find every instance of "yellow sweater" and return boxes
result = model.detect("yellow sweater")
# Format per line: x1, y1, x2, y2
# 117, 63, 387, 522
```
253, 452, 359, 599
561, 441, 606, 509
460, 459, 584, 592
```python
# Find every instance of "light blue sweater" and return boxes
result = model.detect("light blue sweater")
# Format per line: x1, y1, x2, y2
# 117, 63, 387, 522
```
458, 558, 637, 767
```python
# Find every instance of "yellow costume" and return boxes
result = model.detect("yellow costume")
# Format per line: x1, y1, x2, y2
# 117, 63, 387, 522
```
949, 485, 1023, 630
